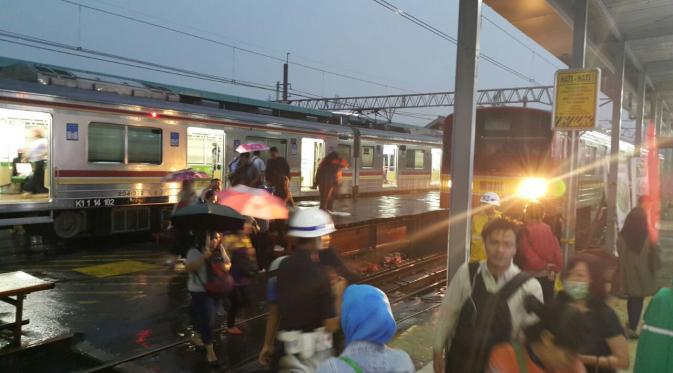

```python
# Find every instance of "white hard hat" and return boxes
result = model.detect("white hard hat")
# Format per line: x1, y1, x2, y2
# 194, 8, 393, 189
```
480, 192, 501, 207
287, 208, 336, 238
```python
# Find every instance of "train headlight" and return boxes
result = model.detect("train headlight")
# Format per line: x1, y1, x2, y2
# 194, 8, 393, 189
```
517, 178, 548, 200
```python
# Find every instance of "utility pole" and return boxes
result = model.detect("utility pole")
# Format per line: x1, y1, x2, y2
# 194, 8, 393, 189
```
282, 53, 289, 102
276, 81, 281, 101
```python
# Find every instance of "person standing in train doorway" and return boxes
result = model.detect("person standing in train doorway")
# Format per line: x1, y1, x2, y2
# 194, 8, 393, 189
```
250, 151, 266, 188
469, 192, 502, 262
27, 128, 48, 194
266, 147, 295, 208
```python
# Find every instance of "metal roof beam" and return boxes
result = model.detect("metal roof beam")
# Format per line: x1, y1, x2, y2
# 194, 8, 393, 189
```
624, 24, 673, 42
644, 59, 673, 75
284, 86, 554, 111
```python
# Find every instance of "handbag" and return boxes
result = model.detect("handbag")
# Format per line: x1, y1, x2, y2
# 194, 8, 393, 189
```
648, 245, 663, 273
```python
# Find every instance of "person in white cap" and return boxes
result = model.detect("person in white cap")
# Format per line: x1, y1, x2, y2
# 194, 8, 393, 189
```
470, 191, 502, 263
258, 208, 347, 371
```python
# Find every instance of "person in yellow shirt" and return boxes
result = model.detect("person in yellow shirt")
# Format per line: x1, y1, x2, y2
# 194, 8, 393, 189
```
470, 192, 501, 262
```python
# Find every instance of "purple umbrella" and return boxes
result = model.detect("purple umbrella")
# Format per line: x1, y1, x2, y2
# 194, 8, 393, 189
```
162, 168, 210, 182
235, 143, 270, 153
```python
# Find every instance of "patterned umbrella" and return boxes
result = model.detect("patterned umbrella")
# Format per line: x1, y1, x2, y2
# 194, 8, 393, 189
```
162, 168, 210, 182
216, 185, 288, 220
235, 143, 270, 153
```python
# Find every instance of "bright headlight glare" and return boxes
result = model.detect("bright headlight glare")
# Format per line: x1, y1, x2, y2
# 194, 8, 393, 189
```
517, 178, 548, 200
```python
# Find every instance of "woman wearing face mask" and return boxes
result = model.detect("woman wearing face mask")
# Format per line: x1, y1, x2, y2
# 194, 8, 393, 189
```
559, 255, 629, 373
487, 298, 589, 373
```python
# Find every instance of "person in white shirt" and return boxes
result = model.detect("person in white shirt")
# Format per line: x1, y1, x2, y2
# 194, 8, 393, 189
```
433, 218, 543, 373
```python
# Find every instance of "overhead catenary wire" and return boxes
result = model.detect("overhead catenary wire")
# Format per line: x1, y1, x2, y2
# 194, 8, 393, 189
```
0, 30, 432, 122
370, 0, 542, 85
58, 0, 417, 94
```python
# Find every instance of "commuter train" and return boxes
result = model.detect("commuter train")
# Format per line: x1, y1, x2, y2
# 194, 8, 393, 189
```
439, 107, 638, 246
0, 59, 442, 238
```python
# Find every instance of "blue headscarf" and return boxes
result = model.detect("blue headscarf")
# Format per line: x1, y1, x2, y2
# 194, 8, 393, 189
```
341, 284, 397, 345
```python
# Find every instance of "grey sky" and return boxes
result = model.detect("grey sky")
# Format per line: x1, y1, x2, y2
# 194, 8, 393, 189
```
2, 0, 576, 126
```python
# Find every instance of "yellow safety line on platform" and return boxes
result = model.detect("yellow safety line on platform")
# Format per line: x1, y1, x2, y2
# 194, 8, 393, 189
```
73, 260, 160, 278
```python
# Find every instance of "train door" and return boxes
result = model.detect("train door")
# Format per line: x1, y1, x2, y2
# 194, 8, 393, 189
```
301, 138, 324, 190
186, 127, 225, 180
431, 148, 442, 185
0, 108, 52, 203
382, 144, 398, 187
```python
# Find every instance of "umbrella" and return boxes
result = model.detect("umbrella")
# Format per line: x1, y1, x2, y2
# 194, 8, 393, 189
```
216, 185, 289, 220
171, 203, 246, 232
235, 143, 270, 153
162, 168, 210, 182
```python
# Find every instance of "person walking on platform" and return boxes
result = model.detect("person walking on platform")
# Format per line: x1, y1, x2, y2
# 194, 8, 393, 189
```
616, 195, 661, 338
223, 220, 258, 335
266, 146, 295, 207
314, 151, 345, 212
184, 231, 229, 366
258, 208, 346, 371
519, 201, 563, 302
634, 279, 673, 373
316, 284, 414, 373
558, 255, 629, 373
470, 192, 502, 262
487, 299, 589, 373
433, 218, 543, 373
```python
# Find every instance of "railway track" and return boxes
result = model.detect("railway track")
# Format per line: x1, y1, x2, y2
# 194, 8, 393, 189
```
78, 253, 448, 373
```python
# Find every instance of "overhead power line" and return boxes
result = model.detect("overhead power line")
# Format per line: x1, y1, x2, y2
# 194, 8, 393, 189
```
480, 14, 564, 70
370, 0, 541, 85
0, 30, 435, 123
58, 0, 417, 93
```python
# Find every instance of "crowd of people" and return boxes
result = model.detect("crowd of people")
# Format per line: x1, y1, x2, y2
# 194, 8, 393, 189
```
170, 163, 671, 373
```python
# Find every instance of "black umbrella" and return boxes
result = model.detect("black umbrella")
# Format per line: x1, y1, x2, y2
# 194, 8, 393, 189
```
171, 203, 246, 232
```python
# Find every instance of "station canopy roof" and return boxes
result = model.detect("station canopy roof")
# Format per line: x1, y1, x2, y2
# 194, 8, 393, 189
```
485, 0, 673, 121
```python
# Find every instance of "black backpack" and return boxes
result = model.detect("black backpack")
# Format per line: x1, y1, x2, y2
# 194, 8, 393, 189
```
445, 262, 531, 373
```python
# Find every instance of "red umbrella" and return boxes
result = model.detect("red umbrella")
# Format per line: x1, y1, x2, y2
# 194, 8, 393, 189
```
162, 168, 210, 182
235, 143, 270, 153
216, 185, 288, 220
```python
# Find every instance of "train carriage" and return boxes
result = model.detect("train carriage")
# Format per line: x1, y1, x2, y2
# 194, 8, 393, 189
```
0, 59, 442, 239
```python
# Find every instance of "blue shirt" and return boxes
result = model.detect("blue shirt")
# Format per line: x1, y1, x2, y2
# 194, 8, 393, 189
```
317, 341, 415, 373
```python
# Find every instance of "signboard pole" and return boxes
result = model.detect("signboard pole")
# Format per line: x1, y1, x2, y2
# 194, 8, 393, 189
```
605, 42, 626, 252
562, 0, 588, 262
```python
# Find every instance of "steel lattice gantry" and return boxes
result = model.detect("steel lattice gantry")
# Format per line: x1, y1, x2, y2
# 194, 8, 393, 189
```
283, 85, 553, 111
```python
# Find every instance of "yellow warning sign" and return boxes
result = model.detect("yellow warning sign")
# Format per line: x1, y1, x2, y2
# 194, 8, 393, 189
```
73, 260, 159, 278
552, 68, 601, 130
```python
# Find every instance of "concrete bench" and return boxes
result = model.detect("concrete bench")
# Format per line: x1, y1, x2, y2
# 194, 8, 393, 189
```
0, 271, 55, 347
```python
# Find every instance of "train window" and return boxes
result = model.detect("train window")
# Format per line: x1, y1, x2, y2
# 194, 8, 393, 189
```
128, 127, 162, 164
337, 144, 351, 166
361, 146, 374, 168
88, 123, 124, 163
583, 146, 598, 176
187, 127, 225, 180
406, 149, 425, 169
